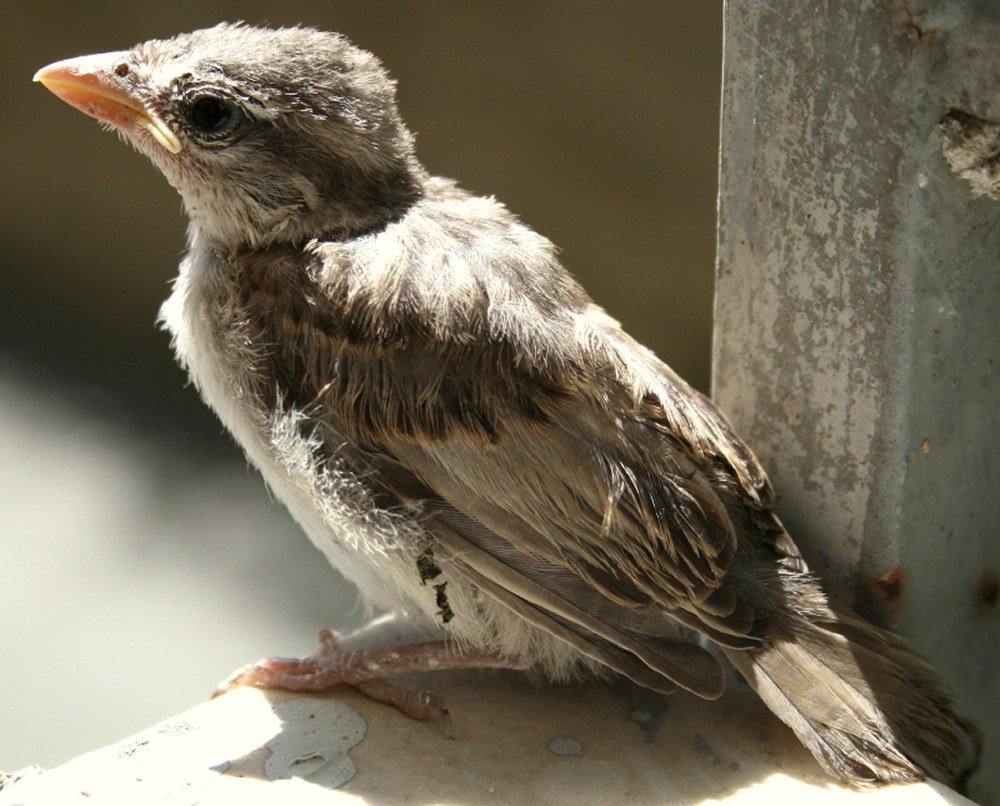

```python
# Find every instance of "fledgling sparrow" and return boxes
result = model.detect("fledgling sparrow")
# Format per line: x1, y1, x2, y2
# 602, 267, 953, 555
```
35, 23, 977, 788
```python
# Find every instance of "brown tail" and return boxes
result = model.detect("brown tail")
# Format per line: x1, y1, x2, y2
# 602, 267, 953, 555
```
722, 604, 979, 788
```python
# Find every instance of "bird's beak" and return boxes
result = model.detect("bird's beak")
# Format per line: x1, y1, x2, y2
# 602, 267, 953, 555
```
34, 52, 182, 154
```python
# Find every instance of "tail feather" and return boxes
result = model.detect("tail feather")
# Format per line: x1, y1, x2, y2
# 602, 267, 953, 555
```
722, 608, 979, 788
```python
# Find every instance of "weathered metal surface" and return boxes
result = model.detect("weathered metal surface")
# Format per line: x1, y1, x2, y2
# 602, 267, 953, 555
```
714, 2, 1000, 801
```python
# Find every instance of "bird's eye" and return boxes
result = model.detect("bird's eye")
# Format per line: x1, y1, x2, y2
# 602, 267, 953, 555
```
190, 96, 234, 130
185, 94, 245, 141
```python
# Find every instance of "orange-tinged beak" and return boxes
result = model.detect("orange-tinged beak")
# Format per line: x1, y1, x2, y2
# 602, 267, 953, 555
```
34, 52, 182, 154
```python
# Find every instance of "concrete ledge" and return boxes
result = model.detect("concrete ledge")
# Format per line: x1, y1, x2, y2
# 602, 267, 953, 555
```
0, 669, 975, 804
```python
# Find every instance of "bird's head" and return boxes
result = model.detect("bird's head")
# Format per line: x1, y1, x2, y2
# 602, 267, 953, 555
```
35, 23, 425, 248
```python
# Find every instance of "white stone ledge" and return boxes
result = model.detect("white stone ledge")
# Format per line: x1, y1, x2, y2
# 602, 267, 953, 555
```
0, 669, 976, 805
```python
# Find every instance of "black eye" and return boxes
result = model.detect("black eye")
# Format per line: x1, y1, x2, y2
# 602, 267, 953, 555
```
189, 96, 237, 131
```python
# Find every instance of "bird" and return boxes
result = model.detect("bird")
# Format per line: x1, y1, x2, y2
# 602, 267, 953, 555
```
35, 23, 977, 788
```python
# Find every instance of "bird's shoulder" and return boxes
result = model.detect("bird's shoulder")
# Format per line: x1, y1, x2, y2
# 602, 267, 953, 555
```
308, 176, 592, 353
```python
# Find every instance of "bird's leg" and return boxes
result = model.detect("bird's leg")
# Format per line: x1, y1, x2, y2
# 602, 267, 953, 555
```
314, 627, 342, 657
218, 629, 523, 734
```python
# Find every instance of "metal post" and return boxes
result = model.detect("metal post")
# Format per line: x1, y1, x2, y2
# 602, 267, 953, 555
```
714, 2, 1000, 800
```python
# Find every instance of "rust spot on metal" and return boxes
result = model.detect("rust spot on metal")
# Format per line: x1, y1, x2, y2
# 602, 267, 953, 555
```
973, 571, 999, 617
913, 26, 938, 44
872, 566, 903, 604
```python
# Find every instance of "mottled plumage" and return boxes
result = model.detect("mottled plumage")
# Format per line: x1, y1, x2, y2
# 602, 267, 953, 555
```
36, 23, 977, 787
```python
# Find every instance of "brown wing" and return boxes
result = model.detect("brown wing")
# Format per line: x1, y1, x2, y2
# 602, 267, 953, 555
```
305, 327, 781, 696
379, 368, 776, 645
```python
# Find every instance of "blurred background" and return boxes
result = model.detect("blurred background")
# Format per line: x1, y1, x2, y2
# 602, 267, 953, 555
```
2, 1, 722, 770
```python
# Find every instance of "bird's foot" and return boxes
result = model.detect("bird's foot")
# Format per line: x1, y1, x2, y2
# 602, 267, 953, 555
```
217, 629, 521, 735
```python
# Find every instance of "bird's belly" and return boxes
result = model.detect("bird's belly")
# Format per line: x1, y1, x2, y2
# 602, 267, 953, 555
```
159, 262, 439, 620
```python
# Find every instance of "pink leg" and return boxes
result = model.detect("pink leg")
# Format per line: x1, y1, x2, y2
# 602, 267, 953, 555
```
315, 627, 341, 657
219, 632, 524, 733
